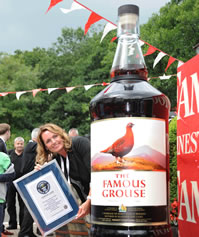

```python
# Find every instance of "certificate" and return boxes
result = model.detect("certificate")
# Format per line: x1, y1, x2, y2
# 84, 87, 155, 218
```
14, 160, 79, 236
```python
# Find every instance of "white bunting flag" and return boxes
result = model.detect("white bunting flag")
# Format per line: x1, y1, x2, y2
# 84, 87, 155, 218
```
60, 1, 85, 14
100, 22, 117, 43
139, 40, 145, 47
66, 87, 75, 93
153, 52, 166, 68
84, 85, 94, 91
48, 88, 58, 94
16, 91, 27, 100
159, 74, 172, 80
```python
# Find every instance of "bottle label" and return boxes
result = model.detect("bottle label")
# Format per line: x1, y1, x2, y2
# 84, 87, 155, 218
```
91, 117, 168, 226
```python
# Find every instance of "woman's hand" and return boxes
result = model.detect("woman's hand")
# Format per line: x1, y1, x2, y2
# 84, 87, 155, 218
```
76, 199, 91, 219
34, 163, 44, 171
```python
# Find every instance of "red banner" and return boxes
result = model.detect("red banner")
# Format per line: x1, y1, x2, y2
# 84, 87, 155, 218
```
177, 54, 199, 236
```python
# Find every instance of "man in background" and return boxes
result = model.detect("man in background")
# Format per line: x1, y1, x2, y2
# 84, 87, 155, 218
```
18, 128, 39, 237
0, 123, 11, 154
0, 123, 13, 236
7, 137, 25, 230
68, 128, 79, 137
0, 152, 15, 237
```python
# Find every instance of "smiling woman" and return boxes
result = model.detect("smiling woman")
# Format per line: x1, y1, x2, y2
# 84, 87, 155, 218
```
36, 123, 91, 237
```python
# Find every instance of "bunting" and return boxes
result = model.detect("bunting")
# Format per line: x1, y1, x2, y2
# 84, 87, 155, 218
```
60, 1, 84, 14
165, 56, 176, 71
16, 91, 27, 100
84, 12, 103, 35
143, 45, 157, 57
153, 52, 166, 68
0, 74, 177, 101
48, 88, 58, 94
46, 0, 63, 13
47, 0, 184, 73
100, 23, 117, 43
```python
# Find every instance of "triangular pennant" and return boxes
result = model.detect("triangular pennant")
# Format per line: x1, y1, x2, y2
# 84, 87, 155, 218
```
144, 45, 157, 56
153, 52, 166, 68
60, 1, 84, 14
165, 56, 176, 71
16, 91, 27, 100
159, 74, 172, 80
84, 85, 94, 91
46, 0, 63, 13
48, 88, 58, 94
139, 40, 145, 47
100, 22, 117, 43
0, 92, 8, 97
85, 12, 103, 35
32, 89, 41, 97
102, 82, 110, 86
111, 36, 117, 42
65, 87, 75, 93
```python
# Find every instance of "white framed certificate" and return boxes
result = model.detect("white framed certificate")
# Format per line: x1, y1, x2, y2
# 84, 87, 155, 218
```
14, 160, 79, 236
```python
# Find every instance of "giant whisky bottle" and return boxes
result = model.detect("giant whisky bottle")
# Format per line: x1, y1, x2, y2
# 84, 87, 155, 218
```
89, 4, 172, 237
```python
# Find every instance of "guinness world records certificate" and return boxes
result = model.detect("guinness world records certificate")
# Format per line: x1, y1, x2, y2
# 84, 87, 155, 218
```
14, 160, 79, 236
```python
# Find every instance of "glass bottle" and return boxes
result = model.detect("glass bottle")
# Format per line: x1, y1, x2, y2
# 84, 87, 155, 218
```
89, 4, 172, 237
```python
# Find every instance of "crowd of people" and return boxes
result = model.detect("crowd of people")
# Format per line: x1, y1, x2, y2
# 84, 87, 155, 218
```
0, 123, 91, 237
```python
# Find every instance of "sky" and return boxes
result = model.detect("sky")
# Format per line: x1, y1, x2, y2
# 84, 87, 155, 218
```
0, 0, 170, 54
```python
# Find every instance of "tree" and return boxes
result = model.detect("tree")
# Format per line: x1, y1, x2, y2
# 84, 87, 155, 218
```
140, 0, 199, 108
169, 117, 177, 201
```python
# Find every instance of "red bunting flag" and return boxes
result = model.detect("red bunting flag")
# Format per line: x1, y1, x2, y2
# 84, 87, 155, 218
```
32, 89, 41, 97
102, 82, 110, 86
144, 45, 157, 56
111, 36, 117, 42
0, 92, 8, 96
46, 0, 63, 13
85, 12, 103, 35
165, 56, 176, 71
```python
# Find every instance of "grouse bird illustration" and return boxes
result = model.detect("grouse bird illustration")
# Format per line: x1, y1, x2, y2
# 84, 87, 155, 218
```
101, 122, 134, 163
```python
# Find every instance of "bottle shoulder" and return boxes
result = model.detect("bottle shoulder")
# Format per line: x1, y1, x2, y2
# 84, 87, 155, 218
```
90, 80, 163, 103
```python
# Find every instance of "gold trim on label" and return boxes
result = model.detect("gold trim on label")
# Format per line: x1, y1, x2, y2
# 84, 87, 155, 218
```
91, 221, 168, 226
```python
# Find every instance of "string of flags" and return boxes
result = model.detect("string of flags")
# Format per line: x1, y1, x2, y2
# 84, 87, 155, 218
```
0, 74, 177, 99
0, 1, 181, 99
0, 82, 109, 99
46, 0, 184, 72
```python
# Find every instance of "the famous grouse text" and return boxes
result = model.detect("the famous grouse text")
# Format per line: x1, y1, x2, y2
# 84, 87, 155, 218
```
102, 174, 146, 198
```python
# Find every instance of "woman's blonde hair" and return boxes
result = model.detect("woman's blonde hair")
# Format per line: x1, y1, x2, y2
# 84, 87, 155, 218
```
36, 123, 72, 165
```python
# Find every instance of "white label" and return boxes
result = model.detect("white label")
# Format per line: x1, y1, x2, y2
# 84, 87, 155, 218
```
91, 117, 167, 207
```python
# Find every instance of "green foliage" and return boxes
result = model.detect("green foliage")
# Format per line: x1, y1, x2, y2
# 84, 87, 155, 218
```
169, 116, 177, 201
141, 0, 199, 108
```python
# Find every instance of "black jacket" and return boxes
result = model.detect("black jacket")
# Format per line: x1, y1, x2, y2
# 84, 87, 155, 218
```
20, 141, 37, 175
8, 149, 23, 179
55, 136, 90, 203
0, 138, 7, 154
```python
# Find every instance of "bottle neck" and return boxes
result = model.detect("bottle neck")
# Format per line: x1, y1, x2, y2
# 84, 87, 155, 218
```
110, 34, 148, 82
110, 12, 148, 82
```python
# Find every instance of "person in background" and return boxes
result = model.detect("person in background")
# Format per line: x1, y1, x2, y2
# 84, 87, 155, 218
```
6, 137, 25, 230
0, 123, 13, 236
0, 123, 11, 154
0, 152, 15, 237
36, 123, 91, 237
18, 128, 40, 237
68, 128, 79, 137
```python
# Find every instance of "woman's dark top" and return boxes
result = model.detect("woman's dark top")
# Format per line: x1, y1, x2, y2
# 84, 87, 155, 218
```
55, 136, 90, 203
